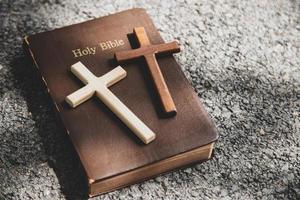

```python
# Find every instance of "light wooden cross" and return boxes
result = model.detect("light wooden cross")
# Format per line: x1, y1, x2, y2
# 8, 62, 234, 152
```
115, 27, 180, 116
65, 62, 156, 144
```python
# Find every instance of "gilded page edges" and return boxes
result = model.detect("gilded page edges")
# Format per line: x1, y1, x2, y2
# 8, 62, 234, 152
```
89, 178, 95, 184
24, 36, 39, 71
207, 143, 214, 159
24, 35, 94, 182
24, 36, 61, 113
53, 101, 60, 113
24, 36, 51, 95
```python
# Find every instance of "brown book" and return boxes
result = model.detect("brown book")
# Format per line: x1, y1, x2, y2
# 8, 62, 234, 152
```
24, 8, 218, 197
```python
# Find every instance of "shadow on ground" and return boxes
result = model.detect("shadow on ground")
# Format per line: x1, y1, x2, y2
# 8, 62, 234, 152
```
9, 51, 89, 200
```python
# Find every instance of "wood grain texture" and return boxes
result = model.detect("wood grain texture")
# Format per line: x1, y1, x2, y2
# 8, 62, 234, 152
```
115, 27, 180, 116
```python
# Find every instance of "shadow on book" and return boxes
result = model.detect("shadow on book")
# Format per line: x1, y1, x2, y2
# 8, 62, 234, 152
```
10, 52, 89, 200
109, 32, 176, 119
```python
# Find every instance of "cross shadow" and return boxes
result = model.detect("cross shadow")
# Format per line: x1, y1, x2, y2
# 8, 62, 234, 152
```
61, 62, 146, 146
111, 33, 174, 118
60, 89, 146, 147
9, 46, 89, 200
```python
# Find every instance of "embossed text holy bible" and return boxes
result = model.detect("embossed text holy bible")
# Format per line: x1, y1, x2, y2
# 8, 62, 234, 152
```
24, 8, 218, 197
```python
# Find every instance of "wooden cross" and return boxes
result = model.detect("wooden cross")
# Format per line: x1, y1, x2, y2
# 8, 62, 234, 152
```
65, 62, 156, 144
115, 27, 180, 116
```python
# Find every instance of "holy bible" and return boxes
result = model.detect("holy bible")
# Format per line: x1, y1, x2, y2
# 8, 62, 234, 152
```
24, 8, 218, 197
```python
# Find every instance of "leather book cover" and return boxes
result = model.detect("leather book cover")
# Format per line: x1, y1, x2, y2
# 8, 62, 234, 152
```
24, 8, 218, 196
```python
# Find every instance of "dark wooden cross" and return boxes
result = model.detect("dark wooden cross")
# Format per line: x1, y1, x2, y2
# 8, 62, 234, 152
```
115, 27, 180, 116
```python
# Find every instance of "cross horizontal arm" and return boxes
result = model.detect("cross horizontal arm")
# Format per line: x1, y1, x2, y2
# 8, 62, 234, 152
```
99, 66, 126, 87
114, 41, 180, 63
152, 42, 180, 55
66, 63, 127, 107
66, 84, 95, 108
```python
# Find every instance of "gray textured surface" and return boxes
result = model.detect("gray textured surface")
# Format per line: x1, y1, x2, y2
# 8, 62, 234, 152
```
0, 0, 300, 199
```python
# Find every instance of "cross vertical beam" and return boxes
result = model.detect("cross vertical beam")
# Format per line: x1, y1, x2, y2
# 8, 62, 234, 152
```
65, 62, 156, 144
115, 27, 180, 116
